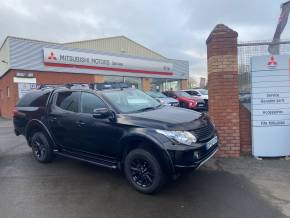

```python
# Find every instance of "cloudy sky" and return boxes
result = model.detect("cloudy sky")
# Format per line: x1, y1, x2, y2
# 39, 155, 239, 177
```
0, 0, 289, 79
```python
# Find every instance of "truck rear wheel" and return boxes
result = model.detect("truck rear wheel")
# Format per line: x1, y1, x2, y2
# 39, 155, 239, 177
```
31, 132, 54, 163
124, 148, 165, 194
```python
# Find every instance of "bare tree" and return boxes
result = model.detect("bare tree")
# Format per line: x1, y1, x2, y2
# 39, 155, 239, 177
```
188, 76, 199, 89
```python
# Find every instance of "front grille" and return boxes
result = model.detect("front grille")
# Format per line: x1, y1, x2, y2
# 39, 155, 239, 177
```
171, 102, 179, 107
204, 99, 208, 107
191, 122, 214, 142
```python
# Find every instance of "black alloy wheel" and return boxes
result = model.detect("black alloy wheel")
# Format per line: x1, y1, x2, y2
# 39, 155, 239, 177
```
124, 148, 165, 194
31, 132, 53, 163
130, 158, 155, 188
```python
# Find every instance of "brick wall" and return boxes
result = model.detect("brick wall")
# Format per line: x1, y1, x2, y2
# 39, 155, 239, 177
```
94, 75, 105, 83
0, 70, 96, 118
35, 71, 95, 84
0, 70, 18, 118
240, 103, 252, 155
206, 24, 241, 157
180, 80, 188, 90
142, 78, 151, 91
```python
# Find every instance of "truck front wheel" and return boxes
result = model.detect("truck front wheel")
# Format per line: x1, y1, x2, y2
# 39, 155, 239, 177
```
124, 148, 165, 194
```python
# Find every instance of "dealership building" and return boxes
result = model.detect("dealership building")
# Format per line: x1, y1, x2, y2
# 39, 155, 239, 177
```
0, 36, 189, 118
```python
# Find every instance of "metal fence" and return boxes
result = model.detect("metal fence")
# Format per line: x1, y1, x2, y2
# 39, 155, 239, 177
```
238, 39, 290, 109
238, 39, 290, 93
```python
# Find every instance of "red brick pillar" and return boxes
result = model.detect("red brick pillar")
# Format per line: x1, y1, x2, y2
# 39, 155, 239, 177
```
239, 104, 252, 155
206, 24, 240, 157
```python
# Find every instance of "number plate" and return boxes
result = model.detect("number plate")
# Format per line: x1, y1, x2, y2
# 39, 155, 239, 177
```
206, 136, 218, 150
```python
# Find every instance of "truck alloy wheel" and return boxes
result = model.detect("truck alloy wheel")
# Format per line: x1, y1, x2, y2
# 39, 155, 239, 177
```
124, 148, 164, 194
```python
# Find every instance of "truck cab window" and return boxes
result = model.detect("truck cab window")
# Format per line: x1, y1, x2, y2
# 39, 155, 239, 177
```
56, 91, 79, 113
81, 92, 106, 114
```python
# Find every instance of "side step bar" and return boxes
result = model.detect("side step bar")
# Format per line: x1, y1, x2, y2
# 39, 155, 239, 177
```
55, 150, 118, 169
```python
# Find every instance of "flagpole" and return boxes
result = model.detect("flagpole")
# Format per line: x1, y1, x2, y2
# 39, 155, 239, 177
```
268, 1, 290, 55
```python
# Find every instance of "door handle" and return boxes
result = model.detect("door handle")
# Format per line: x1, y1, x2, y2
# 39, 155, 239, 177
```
76, 121, 86, 127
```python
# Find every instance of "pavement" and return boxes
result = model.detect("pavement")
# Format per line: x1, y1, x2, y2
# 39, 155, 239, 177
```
0, 118, 289, 218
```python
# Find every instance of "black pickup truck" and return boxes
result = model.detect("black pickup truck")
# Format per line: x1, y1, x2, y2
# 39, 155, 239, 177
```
13, 83, 218, 194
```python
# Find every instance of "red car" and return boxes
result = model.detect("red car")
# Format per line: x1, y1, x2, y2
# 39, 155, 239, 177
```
163, 91, 199, 110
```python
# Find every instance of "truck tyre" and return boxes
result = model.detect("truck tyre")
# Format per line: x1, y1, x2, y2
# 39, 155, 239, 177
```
31, 132, 54, 163
124, 148, 165, 194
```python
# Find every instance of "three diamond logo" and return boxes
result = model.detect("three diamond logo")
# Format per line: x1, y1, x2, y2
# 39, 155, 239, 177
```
48, 52, 57, 61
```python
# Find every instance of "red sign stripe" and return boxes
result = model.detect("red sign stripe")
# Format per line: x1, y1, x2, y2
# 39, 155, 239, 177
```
44, 62, 174, 76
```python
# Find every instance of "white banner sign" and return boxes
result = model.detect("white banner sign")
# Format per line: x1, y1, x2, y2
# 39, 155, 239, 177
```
18, 83, 38, 98
251, 55, 290, 157
43, 48, 173, 76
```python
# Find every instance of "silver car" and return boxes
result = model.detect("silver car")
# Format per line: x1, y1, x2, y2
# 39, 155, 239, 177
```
146, 91, 179, 107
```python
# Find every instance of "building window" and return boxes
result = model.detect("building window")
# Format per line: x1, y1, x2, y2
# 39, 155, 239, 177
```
104, 75, 142, 90
104, 75, 123, 83
151, 78, 166, 91
7, 87, 10, 98
151, 78, 181, 92
163, 80, 181, 91
124, 77, 142, 89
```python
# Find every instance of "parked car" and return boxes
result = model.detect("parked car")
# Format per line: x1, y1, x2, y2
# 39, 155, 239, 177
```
146, 91, 179, 107
13, 84, 218, 194
239, 92, 251, 103
163, 90, 206, 111
182, 89, 208, 110
189, 95, 207, 111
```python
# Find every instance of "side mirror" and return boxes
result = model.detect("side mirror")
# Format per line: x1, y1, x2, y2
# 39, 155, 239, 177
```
93, 108, 112, 119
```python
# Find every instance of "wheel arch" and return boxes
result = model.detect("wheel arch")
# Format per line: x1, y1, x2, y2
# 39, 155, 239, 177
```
25, 119, 55, 148
120, 133, 174, 174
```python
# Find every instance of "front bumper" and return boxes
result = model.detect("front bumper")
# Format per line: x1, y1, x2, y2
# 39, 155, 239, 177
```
164, 102, 179, 107
193, 102, 208, 111
174, 144, 218, 170
167, 138, 219, 171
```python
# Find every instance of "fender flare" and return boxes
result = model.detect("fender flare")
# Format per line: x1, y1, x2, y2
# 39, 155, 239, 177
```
25, 119, 56, 147
120, 132, 175, 174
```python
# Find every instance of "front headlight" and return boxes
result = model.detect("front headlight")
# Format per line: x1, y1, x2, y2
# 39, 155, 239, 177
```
156, 129, 197, 145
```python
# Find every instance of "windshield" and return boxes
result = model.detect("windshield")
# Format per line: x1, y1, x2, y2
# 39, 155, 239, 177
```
146, 91, 167, 98
198, 89, 208, 95
176, 91, 192, 98
102, 89, 161, 113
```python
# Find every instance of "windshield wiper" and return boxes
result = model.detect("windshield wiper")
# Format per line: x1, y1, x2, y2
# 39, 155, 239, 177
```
135, 106, 156, 112
135, 104, 163, 113
155, 104, 163, 109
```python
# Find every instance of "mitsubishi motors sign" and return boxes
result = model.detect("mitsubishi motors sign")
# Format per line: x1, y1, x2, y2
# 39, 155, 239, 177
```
251, 55, 290, 157
43, 48, 173, 76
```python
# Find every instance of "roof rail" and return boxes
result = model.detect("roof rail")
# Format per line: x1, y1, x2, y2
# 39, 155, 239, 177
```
37, 83, 91, 90
37, 84, 64, 89
37, 82, 131, 91
90, 82, 130, 90
64, 83, 90, 89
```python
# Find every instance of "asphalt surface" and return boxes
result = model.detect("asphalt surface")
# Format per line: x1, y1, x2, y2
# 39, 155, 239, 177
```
0, 119, 286, 218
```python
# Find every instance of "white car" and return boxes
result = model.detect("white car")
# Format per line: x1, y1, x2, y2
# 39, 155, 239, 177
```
182, 89, 208, 99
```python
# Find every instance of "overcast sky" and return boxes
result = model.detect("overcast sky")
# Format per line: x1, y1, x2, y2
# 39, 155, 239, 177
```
0, 0, 289, 79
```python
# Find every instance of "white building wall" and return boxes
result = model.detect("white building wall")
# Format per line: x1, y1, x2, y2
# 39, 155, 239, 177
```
0, 38, 10, 77
0, 36, 189, 79
63, 36, 166, 60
